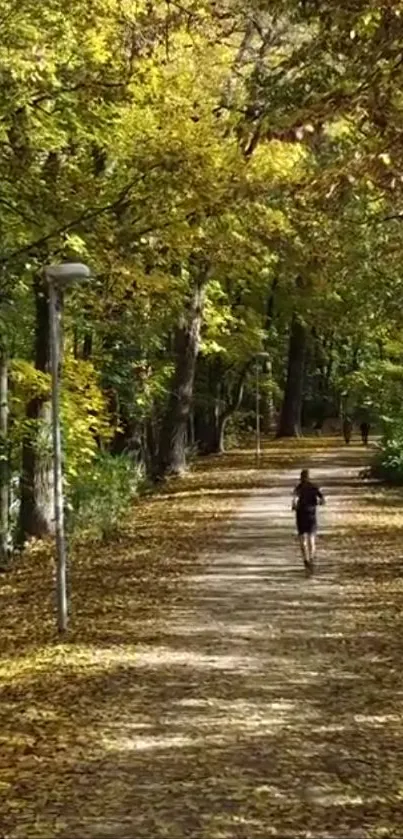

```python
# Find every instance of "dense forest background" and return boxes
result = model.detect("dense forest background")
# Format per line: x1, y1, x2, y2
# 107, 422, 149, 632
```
2, 0, 403, 551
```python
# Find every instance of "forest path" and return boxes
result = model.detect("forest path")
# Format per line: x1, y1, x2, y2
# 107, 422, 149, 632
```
78, 444, 403, 839
4, 442, 403, 839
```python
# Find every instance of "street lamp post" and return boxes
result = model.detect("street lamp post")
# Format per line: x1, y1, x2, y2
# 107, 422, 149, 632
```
255, 352, 270, 467
45, 263, 91, 633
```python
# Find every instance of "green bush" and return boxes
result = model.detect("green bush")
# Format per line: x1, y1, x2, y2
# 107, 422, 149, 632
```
67, 452, 143, 541
372, 419, 403, 484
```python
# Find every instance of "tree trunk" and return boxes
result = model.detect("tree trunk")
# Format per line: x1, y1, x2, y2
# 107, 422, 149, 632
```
188, 408, 195, 449
83, 332, 92, 360
19, 276, 54, 542
194, 408, 216, 455
261, 361, 275, 435
144, 413, 158, 477
277, 314, 307, 437
261, 391, 275, 435
212, 376, 247, 455
193, 356, 221, 455
0, 348, 9, 561
195, 362, 249, 455
73, 328, 79, 359
216, 413, 230, 454
261, 280, 278, 436
157, 276, 206, 477
197, 409, 225, 455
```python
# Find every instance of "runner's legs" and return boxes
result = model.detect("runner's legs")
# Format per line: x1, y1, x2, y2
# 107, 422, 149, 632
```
307, 532, 316, 563
298, 533, 308, 564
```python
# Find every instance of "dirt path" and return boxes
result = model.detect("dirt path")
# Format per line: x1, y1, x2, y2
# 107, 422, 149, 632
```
61, 445, 402, 839
4, 443, 403, 839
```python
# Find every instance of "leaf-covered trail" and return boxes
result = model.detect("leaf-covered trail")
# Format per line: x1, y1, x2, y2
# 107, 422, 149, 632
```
3, 442, 403, 838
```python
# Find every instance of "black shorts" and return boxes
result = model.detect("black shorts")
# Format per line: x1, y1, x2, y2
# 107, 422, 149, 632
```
296, 508, 317, 535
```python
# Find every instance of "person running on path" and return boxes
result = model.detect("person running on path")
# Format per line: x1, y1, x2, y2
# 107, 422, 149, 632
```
360, 420, 370, 446
292, 469, 325, 574
342, 416, 353, 444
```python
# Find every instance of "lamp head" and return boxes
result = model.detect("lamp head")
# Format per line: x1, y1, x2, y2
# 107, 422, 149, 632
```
45, 262, 91, 289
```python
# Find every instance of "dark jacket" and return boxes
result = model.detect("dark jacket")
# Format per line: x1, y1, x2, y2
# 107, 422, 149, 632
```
294, 481, 324, 511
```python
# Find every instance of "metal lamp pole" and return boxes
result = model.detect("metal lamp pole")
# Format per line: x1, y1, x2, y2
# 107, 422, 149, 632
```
48, 281, 66, 632
45, 263, 90, 633
255, 352, 270, 468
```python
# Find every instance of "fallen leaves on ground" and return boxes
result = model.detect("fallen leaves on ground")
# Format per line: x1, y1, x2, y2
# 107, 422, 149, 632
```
1, 439, 403, 838
0, 452, 261, 838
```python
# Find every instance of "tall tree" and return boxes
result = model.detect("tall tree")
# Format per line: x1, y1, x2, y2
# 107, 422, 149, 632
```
277, 313, 307, 437
158, 261, 209, 476
18, 276, 53, 540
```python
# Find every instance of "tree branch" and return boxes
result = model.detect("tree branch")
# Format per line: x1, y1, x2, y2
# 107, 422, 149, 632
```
223, 361, 253, 419
0, 198, 41, 227
0, 167, 164, 267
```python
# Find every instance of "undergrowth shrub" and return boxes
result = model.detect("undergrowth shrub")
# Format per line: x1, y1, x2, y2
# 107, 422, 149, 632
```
225, 412, 256, 448
67, 452, 143, 541
371, 419, 403, 484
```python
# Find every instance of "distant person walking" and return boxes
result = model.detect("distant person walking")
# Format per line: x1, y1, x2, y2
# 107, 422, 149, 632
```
360, 420, 370, 446
292, 469, 325, 575
342, 416, 353, 444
